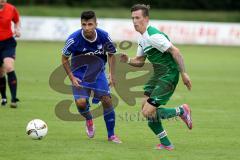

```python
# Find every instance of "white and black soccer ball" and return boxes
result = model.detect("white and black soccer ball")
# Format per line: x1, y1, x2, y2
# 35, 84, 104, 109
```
26, 119, 48, 140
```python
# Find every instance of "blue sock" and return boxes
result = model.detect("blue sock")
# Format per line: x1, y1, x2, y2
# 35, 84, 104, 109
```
103, 106, 115, 138
77, 100, 92, 120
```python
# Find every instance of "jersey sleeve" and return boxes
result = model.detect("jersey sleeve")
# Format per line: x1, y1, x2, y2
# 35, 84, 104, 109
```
12, 6, 20, 23
149, 34, 172, 53
136, 43, 144, 57
104, 34, 117, 54
62, 38, 75, 57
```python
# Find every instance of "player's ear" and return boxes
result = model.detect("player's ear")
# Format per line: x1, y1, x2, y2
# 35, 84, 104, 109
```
145, 16, 149, 22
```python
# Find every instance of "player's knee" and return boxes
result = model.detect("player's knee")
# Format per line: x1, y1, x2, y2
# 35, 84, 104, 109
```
142, 104, 156, 118
101, 96, 112, 107
5, 65, 14, 73
4, 58, 15, 72
142, 109, 148, 118
142, 100, 147, 110
142, 96, 148, 109
75, 98, 87, 109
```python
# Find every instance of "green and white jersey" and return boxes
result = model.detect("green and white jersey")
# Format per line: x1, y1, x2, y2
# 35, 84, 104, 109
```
137, 25, 178, 71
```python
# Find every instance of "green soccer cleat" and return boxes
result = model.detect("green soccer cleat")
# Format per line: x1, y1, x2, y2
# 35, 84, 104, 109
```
180, 104, 192, 129
155, 144, 174, 151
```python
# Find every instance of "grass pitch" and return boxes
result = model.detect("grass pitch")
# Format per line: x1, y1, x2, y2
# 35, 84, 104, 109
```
0, 41, 240, 160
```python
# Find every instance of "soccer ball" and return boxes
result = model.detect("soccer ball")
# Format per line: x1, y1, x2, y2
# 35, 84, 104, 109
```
26, 119, 48, 140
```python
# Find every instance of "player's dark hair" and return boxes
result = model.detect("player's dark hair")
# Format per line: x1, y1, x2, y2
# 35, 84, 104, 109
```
81, 11, 96, 21
131, 4, 150, 17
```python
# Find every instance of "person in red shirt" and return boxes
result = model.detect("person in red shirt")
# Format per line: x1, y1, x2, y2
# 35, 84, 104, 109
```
0, 0, 20, 108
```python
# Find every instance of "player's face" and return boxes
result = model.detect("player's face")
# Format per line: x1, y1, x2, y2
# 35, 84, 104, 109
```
131, 10, 149, 34
0, 0, 7, 8
81, 18, 97, 39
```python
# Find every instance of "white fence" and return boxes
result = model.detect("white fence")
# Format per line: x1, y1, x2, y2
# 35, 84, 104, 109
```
19, 16, 240, 46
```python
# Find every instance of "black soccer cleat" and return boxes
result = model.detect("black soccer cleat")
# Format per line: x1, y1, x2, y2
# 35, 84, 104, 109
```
10, 98, 20, 108
1, 98, 7, 106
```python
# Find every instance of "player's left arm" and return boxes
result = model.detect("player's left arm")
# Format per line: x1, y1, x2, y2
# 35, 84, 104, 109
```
167, 45, 192, 91
108, 53, 116, 87
149, 34, 191, 90
105, 33, 117, 87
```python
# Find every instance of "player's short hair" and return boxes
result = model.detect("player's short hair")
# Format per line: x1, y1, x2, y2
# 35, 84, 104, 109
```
131, 4, 150, 17
81, 11, 96, 21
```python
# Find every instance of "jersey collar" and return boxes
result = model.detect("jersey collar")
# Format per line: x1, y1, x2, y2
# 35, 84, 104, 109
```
142, 24, 151, 36
81, 29, 97, 43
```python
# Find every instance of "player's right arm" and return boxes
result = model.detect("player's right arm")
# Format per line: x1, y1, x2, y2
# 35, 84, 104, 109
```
120, 54, 146, 67
120, 43, 146, 67
61, 55, 81, 87
62, 38, 81, 87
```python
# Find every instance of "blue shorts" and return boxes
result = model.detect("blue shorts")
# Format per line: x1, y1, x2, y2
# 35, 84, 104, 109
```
0, 37, 17, 65
72, 71, 110, 103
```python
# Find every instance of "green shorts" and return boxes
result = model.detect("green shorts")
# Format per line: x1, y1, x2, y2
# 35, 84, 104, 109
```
144, 69, 179, 106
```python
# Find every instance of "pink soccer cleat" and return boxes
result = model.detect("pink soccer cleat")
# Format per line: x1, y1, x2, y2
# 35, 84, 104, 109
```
85, 119, 95, 138
180, 104, 192, 129
155, 144, 174, 151
108, 135, 122, 144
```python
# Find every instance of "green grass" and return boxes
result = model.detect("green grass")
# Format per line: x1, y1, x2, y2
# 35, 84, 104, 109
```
0, 41, 240, 160
17, 6, 240, 22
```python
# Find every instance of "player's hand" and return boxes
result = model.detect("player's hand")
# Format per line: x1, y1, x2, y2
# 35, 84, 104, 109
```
119, 53, 129, 63
14, 30, 21, 38
70, 76, 82, 88
108, 74, 116, 88
181, 72, 192, 91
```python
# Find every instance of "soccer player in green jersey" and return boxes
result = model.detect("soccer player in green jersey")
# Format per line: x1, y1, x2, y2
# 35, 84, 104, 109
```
120, 4, 192, 151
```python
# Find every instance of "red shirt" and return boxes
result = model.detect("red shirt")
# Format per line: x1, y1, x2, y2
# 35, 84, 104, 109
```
0, 3, 20, 41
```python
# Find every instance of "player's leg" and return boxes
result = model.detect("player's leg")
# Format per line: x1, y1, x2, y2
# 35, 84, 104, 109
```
0, 66, 7, 106
4, 57, 19, 108
142, 101, 174, 150
100, 95, 122, 143
95, 72, 121, 143
149, 80, 184, 120
142, 73, 178, 150
0, 41, 7, 106
73, 86, 95, 138
142, 95, 173, 148
151, 74, 192, 129
148, 115, 174, 151
75, 98, 92, 121
2, 38, 18, 108
147, 72, 192, 150
142, 76, 173, 149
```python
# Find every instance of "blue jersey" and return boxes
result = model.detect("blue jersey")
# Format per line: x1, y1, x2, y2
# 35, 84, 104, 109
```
62, 28, 116, 101
62, 28, 116, 78
62, 28, 116, 62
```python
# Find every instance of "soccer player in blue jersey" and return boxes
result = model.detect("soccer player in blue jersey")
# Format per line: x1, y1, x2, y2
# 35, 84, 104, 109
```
61, 11, 121, 143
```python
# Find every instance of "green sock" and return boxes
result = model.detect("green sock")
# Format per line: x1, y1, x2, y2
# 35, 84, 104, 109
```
148, 118, 171, 146
178, 106, 184, 116
157, 106, 184, 119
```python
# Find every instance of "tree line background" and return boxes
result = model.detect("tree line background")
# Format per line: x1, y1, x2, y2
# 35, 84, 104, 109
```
9, 0, 240, 10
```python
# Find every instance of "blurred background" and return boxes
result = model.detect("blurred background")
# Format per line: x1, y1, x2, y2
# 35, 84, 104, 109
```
8, 0, 240, 45
8, 0, 240, 21
9, 0, 240, 10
